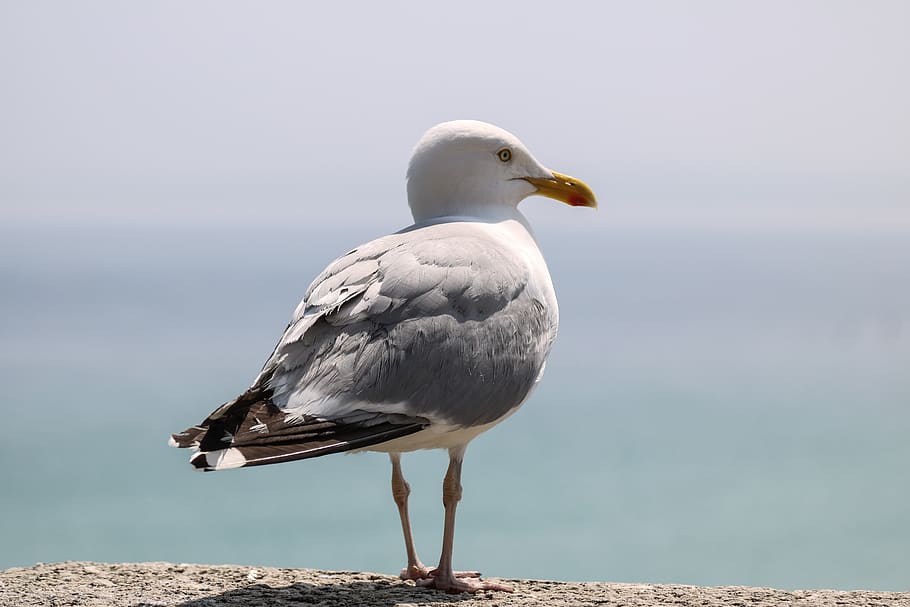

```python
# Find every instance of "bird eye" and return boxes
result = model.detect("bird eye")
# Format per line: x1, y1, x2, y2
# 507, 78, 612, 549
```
497, 148, 512, 162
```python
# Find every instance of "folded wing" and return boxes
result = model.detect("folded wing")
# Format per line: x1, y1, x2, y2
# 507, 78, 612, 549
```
170, 222, 554, 470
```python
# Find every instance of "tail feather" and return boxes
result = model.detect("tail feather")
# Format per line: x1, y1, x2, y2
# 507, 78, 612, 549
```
170, 387, 426, 471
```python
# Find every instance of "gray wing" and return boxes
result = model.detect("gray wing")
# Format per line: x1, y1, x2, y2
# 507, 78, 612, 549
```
170, 222, 556, 470
264, 222, 555, 428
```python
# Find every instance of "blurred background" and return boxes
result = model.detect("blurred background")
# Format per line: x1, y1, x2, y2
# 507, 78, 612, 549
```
1, 0, 908, 591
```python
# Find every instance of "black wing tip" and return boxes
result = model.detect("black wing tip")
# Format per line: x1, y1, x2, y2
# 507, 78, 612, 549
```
183, 422, 426, 472
171, 384, 429, 471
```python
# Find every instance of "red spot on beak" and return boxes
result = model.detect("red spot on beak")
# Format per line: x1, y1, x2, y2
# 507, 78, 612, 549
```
568, 195, 590, 207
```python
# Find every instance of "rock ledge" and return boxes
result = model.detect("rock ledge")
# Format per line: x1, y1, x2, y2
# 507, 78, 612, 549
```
1, 562, 907, 607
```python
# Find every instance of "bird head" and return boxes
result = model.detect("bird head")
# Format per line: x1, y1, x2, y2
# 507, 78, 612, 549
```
406, 120, 597, 222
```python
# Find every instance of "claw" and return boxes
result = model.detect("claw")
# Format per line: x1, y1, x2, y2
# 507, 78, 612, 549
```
400, 563, 432, 581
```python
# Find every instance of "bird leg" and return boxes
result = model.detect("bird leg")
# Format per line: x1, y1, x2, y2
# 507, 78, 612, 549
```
416, 446, 513, 593
390, 453, 431, 580
390, 452, 482, 582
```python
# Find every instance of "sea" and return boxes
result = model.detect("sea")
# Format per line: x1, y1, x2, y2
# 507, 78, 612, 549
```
0, 222, 907, 591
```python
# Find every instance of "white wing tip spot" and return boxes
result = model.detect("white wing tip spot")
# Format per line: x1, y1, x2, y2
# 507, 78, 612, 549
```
250, 418, 269, 434
192, 448, 248, 471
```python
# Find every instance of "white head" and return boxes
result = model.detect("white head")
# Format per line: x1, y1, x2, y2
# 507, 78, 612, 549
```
406, 120, 596, 222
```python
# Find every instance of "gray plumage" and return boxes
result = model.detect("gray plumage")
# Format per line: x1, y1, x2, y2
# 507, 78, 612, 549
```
266, 220, 556, 429
171, 219, 558, 469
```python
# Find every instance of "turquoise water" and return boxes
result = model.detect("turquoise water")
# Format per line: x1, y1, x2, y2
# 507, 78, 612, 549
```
1, 225, 907, 591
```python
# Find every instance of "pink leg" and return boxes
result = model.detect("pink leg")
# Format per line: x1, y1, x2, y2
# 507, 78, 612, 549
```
390, 453, 481, 582
390, 453, 431, 580
416, 446, 513, 594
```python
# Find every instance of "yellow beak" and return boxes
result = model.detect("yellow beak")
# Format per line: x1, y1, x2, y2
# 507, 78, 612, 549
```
524, 171, 597, 208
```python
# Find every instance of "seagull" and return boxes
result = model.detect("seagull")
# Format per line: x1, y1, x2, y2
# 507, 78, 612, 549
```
170, 120, 596, 593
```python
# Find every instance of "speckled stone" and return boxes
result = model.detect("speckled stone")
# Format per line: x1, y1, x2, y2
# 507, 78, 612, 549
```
1, 562, 908, 607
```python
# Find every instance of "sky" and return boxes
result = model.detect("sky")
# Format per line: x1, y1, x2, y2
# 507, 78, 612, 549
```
1, 1, 908, 231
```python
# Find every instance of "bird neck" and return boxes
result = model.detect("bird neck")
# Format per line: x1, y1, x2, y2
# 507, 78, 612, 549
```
407, 169, 526, 223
